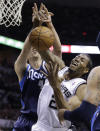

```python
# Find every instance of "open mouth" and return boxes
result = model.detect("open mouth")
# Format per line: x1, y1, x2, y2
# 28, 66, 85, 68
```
71, 61, 78, 66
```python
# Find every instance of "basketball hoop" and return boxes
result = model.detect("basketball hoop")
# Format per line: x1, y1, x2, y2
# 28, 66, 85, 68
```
0, 0, 26, 27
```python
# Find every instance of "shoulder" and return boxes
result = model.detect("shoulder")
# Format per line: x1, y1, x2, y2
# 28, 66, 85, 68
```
87, 66, 100, 89
71, 78, 86, 89
87, 66, 100, 81
73, 78, 86, 83
58, 66, 69, 78
70, 78, 86, 98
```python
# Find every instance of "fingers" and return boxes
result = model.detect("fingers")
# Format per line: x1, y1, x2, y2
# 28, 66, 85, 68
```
32, 3, 38, 14
50, 62, 59, 77
55, 64, 59, 77
38, 11, 47, 21
40, 70, 48, 77
32, 3, 54, 23
32, 3, 41, 23
42, 4, 49, 15
44, 63, 52, 76
34, 3, 38, 12
39, 3, 44, 11
49, 12, 54, 16
47, 61, 53, 74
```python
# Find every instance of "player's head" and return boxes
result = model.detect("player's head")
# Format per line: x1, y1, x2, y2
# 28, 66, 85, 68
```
28, 47, 41, 62
69, 54, 92, 77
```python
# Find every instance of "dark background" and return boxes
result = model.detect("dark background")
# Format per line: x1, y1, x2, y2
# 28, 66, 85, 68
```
0, 0, 100, 66
0, 0, 100, 130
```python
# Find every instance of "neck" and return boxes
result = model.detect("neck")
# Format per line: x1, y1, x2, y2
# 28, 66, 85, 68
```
65, 69, 82, 80
29, 57, 42, 69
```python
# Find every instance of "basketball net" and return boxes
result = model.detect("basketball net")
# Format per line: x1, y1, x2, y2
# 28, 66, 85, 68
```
0, 0, 26, 27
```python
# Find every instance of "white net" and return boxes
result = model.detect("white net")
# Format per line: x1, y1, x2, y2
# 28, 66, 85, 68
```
0, 0, 26, 27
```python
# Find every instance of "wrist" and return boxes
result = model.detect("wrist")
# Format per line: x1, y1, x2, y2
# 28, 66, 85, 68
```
47, 21, 53, 28
32, 19, 40, 27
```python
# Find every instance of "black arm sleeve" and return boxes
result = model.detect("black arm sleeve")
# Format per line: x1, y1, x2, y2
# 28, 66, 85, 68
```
64, 107, 82, 123
64, 101, 97, 130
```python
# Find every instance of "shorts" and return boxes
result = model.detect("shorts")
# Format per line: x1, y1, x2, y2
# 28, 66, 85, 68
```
91, 106, 100, 131
13, 114, 37, 131
31, 121, 71, 131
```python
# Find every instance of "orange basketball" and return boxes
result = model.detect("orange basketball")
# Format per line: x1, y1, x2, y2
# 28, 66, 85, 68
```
29, 26, 55, 51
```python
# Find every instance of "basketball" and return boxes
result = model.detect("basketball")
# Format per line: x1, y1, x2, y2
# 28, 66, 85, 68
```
29, 26, 55, 51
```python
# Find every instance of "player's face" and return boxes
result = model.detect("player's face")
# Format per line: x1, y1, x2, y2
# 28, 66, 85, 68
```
28, 47, 41, 60
69, 54, 89, 74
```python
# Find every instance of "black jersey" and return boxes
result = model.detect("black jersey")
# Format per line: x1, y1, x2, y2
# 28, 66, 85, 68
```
19, 61, 46, 116
91, 105, 100, 131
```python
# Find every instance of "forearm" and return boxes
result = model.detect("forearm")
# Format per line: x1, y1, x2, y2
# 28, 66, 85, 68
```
53, 86, 74, 110
15, 35, 31, 69
15, 19, 40, 70
47, 22, 62, 58
53, 87, 69, 109
39, 50, 65, 69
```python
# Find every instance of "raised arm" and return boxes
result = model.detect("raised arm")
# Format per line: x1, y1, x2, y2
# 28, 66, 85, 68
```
14, 34, 31, 81
14, 3, 42, 81
47, 22, 62, 58
36, 4, 64, 68
40, 50, 65, 69
38, 3, 62, 58
43, 5, 62, 58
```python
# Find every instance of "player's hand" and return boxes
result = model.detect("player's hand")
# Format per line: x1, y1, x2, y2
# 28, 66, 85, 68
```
38, 3, 54, 23
32, 3, 39, 23
46, 61, 63, 89
58, 109, 66, 124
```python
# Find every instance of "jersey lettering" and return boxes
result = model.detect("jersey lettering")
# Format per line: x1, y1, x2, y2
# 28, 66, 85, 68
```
61, 84, 71, 98
49, 85, 72, 110
27, 69, 44, 80
49, 95, 57, 110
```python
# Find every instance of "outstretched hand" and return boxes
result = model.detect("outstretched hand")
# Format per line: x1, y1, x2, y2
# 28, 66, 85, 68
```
32, 3, 54, 24
32, 3, 39, 23
38, 3, 54, 23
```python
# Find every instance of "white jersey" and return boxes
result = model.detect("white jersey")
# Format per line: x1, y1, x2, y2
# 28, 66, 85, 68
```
32, 66, 86, 131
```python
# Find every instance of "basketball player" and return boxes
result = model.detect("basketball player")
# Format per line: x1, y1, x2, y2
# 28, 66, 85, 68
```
56, 33, 100, 131
29, 5, 93, 131
13, 3, 62, 131
31, 49, 92, 131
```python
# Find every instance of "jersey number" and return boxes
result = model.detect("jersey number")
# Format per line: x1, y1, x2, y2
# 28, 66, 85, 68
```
49, 95, 57, 110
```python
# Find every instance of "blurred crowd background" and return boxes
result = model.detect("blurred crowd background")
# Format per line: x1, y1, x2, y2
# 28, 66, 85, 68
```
0, 0, 100, 130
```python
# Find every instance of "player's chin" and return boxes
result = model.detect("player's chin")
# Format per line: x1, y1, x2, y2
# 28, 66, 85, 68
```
69, 66, 78, 72
70, 64, 76, 70
32, 51, 38, 55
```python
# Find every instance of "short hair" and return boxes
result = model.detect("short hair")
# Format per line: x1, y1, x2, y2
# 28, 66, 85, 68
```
81, 53, 93, 71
